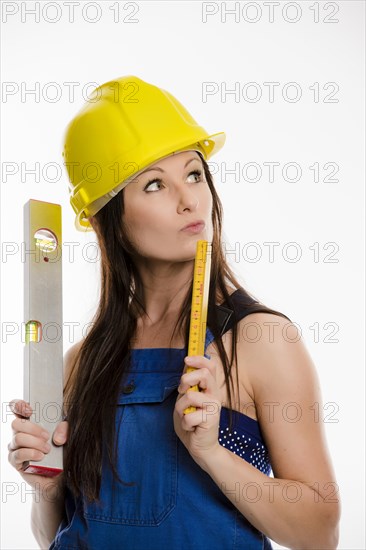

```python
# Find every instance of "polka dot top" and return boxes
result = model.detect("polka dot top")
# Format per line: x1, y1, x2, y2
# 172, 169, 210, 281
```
219, 406, 271, 475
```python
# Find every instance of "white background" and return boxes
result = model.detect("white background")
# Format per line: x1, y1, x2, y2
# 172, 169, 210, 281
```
1, 1, 365, 548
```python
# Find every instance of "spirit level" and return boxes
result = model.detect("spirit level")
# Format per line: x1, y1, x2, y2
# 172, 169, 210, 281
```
23, 200, 64, 476
183, 240, 212, 415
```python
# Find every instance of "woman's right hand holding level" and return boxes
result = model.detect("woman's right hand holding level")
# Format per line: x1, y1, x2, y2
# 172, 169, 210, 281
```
7, 399, 68, 501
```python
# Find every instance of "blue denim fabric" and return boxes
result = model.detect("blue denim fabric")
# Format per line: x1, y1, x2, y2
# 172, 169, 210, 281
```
50, 328, 273, 549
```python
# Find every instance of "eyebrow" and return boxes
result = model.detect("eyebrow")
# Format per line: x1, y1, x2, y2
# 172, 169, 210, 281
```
138, 156, 200, 176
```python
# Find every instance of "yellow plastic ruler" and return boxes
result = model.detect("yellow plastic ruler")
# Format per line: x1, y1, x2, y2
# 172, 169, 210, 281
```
23, 199, 64, 476
183, 240, 212, 415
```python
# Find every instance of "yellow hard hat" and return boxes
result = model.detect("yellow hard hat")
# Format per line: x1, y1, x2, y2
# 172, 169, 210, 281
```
62, 75, 226, 231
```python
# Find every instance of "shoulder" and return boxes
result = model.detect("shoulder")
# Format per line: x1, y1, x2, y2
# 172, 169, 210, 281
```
235, 310, 295, 343
235, 310, 299, 350
237, 308, 309, 363
235, 311, 315, 398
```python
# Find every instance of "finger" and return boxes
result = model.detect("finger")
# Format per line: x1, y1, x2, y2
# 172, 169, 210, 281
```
181, 409, 206, 431
175, 389, 204, 415
184, 355, 210, 366
8, 432, 51, 454
184, 356, 217, 376
180, 400, 221, 430
176, 390, 220, 417
179, 367, 211, 393
9, 399, 33, 419
53, 421, 68, 445
9, 447, 46, 471
11, 417, 50, 441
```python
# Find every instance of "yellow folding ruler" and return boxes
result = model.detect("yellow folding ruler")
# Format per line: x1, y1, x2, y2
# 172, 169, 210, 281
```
183, 240, 212, 415
23, 200, 64, 476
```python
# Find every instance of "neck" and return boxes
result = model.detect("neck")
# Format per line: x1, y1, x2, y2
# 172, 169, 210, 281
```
134, 258, 194, 325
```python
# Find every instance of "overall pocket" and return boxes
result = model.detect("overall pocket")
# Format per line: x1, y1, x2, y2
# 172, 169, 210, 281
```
83, 371, 181, 526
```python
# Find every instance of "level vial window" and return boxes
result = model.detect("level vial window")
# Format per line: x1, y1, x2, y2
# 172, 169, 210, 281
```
34, 229, 57, 253
25, 321, 42, 343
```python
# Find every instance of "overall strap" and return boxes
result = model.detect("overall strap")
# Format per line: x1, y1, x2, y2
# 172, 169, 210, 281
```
215, 287, 291, 337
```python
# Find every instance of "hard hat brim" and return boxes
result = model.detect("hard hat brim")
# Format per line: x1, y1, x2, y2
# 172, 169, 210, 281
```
75, 131, 226, 232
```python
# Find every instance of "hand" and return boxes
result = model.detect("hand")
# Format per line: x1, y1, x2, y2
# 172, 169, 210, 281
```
7, 399, 68, 501
173, 355, 222, 469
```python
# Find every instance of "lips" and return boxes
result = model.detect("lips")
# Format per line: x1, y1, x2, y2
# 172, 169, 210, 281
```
181, 219, 205, 231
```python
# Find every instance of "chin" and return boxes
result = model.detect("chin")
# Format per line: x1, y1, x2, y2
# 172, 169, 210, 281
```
184, 241, 205, 260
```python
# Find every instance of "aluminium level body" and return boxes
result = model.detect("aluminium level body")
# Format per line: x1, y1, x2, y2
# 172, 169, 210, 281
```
23, 199, 64, 476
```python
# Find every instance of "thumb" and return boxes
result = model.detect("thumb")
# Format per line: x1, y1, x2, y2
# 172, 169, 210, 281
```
9, 399, 32, 418
53, 420, 68, 445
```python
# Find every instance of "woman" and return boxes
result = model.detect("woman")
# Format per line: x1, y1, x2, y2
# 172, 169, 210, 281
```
8, 75, 340, 549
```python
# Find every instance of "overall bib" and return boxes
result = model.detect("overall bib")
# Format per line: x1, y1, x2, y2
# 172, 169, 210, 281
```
50, 288, 291, 549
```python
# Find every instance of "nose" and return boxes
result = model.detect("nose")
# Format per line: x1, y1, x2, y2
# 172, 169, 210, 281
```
176, 185, 199, 213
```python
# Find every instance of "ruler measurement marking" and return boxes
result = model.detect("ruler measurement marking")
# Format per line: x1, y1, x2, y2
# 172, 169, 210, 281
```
184, 240, 212, 415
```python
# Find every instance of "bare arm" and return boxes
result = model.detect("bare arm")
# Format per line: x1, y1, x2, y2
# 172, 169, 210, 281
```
198, 314, 341, 549
31, 482, 66, 549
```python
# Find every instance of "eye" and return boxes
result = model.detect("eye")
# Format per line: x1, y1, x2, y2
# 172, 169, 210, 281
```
143, 178, 163, 192
187, 169, 202, 183
143, 170, 203, 193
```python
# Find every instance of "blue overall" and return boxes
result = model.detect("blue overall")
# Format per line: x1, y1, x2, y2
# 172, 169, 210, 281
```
50, 289, 291, 549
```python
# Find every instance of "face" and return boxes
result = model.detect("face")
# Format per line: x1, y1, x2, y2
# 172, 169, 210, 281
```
121, 150, 213, 262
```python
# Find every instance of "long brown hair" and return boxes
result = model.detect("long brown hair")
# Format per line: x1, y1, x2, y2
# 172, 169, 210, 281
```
63, 152, 283, 503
